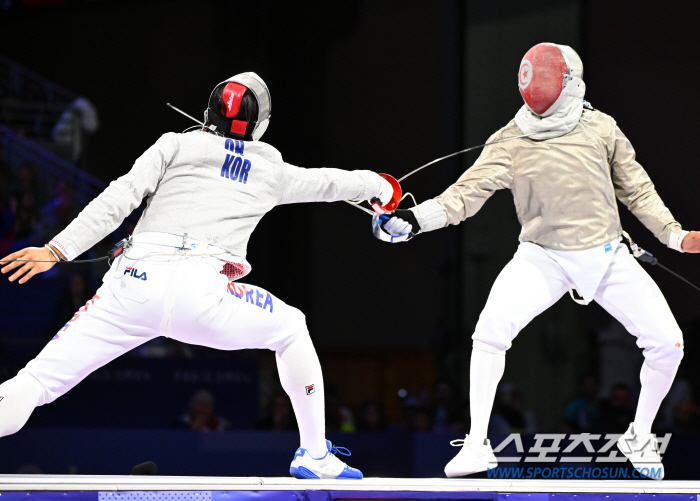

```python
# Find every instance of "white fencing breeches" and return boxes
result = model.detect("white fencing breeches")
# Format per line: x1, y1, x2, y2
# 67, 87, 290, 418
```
467, 240, 683, 439
1, 235, 327, 456
473, 241, 683, 369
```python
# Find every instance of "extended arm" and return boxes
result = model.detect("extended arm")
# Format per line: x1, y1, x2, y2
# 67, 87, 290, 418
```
0, 133, 175, 283
610, 125, 698, 252
378, 139, 514, 237
49, 133, 176, 260
278, 163, 392, 206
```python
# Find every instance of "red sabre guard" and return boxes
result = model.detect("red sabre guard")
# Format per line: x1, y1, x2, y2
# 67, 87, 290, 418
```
371, 173, 402, 215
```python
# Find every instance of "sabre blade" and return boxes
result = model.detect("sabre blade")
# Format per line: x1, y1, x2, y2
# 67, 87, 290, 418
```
398, 134, 532, 183
343, 200, 375, 215
167, 103, 204, 125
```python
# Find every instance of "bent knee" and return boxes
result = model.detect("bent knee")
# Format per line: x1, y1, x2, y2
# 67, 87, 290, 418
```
644, 336, 684, 369
472, 316, 517, 355
472, 338, 509, 355
287, 308, 308, 334
273, 308, 309, 351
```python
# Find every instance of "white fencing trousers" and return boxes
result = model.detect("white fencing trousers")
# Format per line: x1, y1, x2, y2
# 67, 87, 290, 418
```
0, 372, 45, 436
468, 241, 683, 438
472, 241, 683, 369
4, 237, 328, 457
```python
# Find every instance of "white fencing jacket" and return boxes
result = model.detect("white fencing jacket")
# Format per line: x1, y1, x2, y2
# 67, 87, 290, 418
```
51, 130, 383, 262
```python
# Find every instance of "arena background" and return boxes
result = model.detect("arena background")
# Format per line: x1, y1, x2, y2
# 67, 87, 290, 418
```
0, 0, 699, 478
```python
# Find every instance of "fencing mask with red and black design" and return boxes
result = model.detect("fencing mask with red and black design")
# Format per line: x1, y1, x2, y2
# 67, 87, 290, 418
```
518, 43, 584, 117
204, 72, 271, 141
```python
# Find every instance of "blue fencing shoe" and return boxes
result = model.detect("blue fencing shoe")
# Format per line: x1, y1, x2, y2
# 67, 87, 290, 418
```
289, 440, 363, 479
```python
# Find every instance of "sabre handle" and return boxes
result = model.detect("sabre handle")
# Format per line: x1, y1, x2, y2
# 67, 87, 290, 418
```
380, 209, 421, 236
372, 213, 413, 243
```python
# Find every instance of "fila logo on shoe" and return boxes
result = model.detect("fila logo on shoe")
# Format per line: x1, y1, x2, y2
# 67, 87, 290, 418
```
306, 385, 315, 395
0, 396, 4, 403
123, 267, 148, 281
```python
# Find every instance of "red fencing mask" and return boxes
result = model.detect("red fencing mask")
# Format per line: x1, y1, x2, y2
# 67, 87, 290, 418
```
518, 43, 583, 116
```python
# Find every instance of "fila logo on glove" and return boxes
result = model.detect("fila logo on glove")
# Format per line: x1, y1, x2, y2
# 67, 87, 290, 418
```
124, 267, 148, 281
220, 138, 252, 184
0, 396, 4, 403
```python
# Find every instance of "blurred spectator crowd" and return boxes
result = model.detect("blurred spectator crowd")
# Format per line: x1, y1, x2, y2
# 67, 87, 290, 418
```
247, 370, 700, 436
0, 156, 77, 258
563, 370, 700, 436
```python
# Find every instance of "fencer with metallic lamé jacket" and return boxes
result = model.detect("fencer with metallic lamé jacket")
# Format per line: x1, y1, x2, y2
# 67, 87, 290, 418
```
412, 109, 687, 252
50, 130, 384, 262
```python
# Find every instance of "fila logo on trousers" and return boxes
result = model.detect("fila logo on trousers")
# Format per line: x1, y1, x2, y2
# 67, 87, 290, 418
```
124, 267, 148, 281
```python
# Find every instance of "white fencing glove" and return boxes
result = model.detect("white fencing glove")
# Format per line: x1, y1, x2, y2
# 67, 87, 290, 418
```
372, 209, 421, 243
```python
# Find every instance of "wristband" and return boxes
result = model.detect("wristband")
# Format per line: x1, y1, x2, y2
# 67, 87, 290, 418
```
45, 244, 61, 262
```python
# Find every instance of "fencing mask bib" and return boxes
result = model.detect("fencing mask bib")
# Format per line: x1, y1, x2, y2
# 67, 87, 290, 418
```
518, 43, 583, 117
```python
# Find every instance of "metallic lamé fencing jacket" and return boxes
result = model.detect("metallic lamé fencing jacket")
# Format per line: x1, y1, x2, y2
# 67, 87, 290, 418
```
423, 109, 685, 251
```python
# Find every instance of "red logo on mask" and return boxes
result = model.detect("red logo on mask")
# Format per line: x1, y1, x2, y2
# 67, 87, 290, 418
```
221, 82, 248, 118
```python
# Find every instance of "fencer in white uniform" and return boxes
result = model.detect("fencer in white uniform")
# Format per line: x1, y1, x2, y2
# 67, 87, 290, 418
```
0, 73, 396, 479
378, 44, 700, 479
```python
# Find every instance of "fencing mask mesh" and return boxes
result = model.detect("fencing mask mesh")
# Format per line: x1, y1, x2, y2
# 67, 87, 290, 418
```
518, 43, 583, 116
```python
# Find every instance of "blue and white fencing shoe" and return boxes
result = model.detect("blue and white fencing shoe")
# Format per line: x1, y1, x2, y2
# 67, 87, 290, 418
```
290, 440, 363, 479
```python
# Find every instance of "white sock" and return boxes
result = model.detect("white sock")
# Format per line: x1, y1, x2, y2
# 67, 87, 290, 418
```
0, 372, 45, 437
634, 360, 677, 437
468, 347, 505, 444
275, 330, 327, 458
